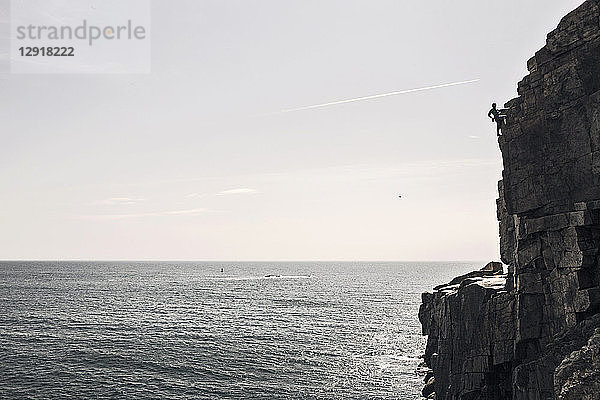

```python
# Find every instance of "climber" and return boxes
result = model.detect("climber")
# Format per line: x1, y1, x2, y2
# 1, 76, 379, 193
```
488, 103, 507, 137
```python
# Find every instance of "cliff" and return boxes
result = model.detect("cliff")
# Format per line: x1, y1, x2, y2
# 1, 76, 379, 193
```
419, 1, 600, 399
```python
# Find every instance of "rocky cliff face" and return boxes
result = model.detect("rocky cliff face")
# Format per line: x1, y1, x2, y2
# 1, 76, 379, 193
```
419, 1, 600, 399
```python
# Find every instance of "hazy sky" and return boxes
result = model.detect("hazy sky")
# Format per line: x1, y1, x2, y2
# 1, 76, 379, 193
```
0, 0, 585, 260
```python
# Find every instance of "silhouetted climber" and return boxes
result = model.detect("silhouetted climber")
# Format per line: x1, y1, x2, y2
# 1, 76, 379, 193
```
488, 103, 507, 137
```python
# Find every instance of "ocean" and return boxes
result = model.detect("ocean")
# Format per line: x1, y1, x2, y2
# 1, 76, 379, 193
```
0, 261, 478, 399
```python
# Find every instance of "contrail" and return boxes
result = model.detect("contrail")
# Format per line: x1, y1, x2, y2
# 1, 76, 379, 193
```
281, 78, 480, 113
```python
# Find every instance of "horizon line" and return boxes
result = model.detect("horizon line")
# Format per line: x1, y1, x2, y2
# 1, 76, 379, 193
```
0, 259, 493, 263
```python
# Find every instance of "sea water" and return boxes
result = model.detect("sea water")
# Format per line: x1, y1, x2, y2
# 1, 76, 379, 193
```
0, 261, 478, 399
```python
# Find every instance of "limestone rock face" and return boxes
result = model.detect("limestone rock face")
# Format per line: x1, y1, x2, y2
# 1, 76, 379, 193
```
501, 0, 600, 217
419, 1, 600, 399
554, 325, 600, 400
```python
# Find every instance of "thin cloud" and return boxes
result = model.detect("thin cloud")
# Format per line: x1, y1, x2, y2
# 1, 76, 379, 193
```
281, 78, 480, 113
80, 208, 210, 221
216, 188, 259, 196
186, 193, 206, 199
163, 208, 209, 216
92, 197, 146, 206
468, 135, 480, 139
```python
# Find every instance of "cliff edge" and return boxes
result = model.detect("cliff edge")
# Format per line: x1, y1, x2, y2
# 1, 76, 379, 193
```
419, 1, 600, 399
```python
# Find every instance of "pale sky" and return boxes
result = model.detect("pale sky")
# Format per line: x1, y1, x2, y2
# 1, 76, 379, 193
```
0, 0, 585, 260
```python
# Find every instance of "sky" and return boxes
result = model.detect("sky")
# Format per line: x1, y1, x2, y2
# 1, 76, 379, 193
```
0, 0, 586, 261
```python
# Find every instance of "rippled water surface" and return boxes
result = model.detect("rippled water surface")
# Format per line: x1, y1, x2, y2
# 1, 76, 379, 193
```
0, 261, 478, 399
